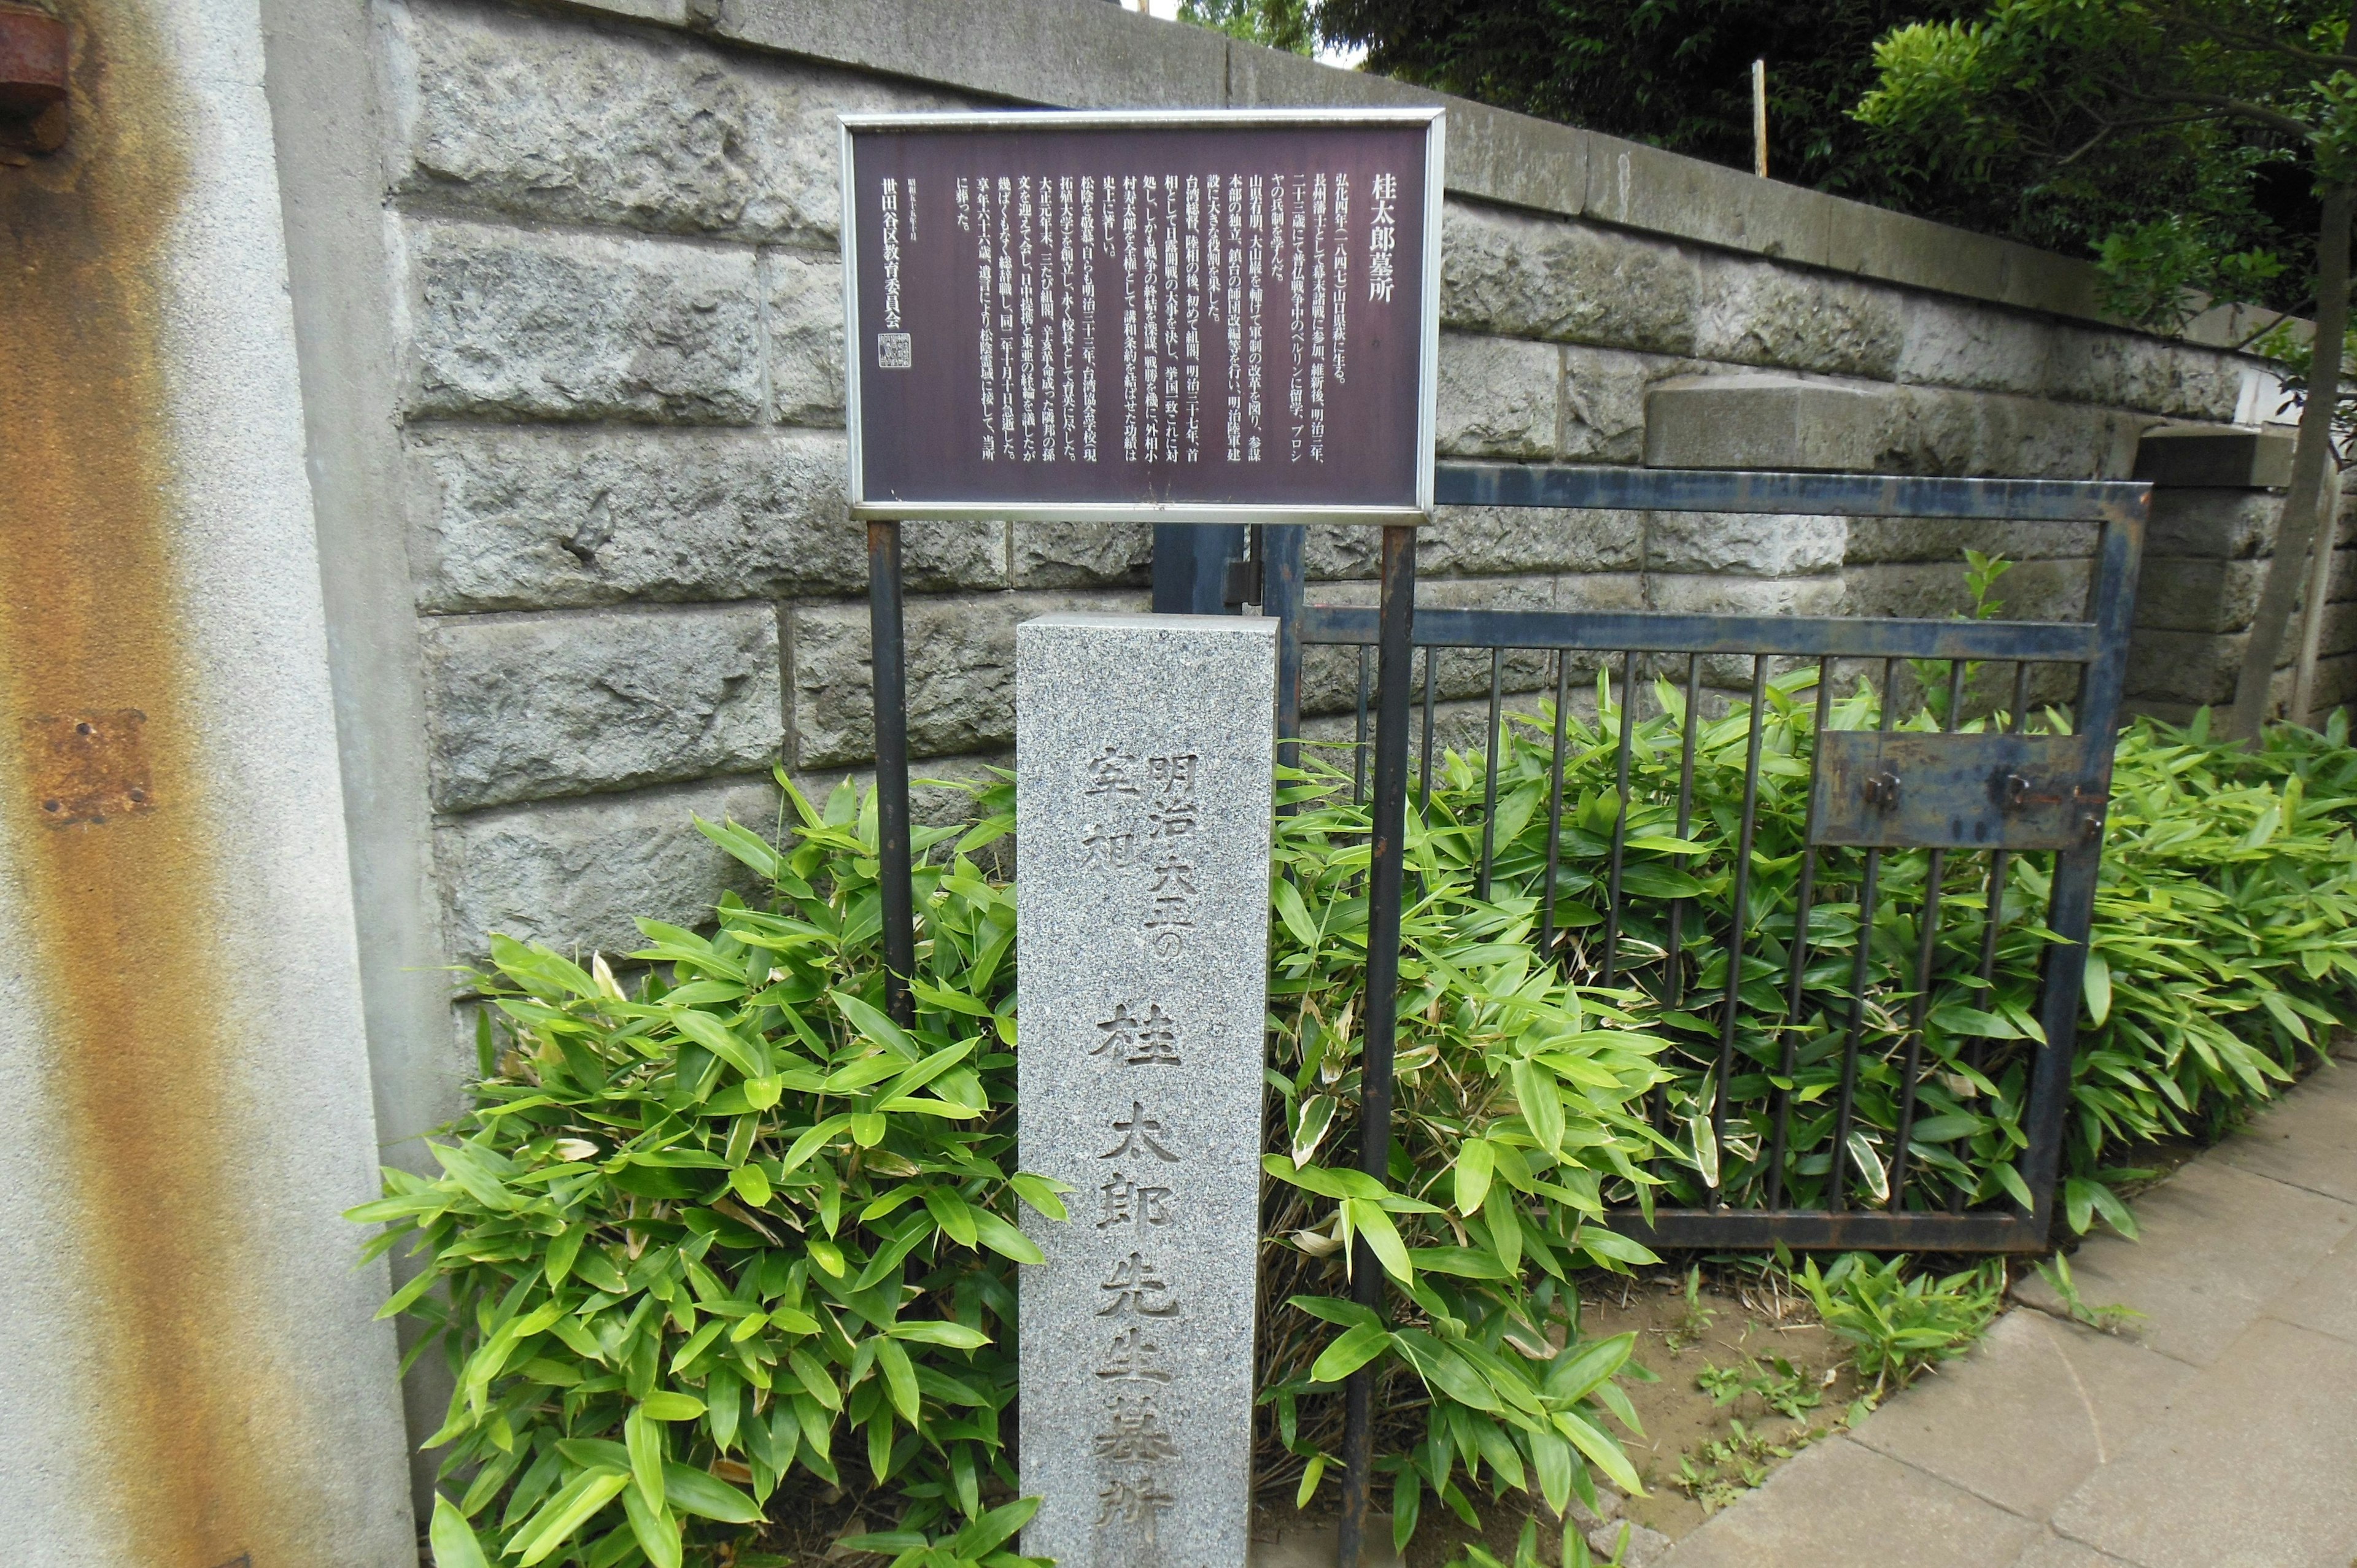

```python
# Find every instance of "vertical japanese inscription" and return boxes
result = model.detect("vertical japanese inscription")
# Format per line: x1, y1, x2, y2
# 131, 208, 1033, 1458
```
848, 117, 1434, 510
1017, 614, 1275, 1568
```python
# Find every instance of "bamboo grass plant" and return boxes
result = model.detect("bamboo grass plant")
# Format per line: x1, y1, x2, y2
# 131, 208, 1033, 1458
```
355, 681, 2357, 1568
358, 768, 1676, 1568
1431, 673, 2357, 1230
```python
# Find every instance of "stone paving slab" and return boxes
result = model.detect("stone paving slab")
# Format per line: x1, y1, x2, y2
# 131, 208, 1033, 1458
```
1660, 1057, 2357, 1568
1662, 1435, 2038, 1568
2048, 1316, 2357, 1568
2267, 1226, 2357, 1345
2008, 1158, 2355, 1367
2010, 1532, 2137, 1567
1848, 1307, 2193, 1519
2215, 1059, 2357, 1203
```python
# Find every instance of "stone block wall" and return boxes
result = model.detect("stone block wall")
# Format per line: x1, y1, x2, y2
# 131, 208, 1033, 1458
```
384, 0, 1150, 971
2127, 479, 2357, 723
366, 0, 2277, 1011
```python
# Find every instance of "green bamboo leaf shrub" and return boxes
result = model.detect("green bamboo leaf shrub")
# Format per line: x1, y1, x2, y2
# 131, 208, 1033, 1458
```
356, 766, 1672, 1567
1436, 673, 2357, 1223
1253, 765, 1676, 1550
1793, 1253, 2005, 1398
354, 776, 1045, 1568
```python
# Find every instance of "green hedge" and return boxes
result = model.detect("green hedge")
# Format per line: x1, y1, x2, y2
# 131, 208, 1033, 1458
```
1439, 679, 2357, 1230
358, 703, 2357, 1568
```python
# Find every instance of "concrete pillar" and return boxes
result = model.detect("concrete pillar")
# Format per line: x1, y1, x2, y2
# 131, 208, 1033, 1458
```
0, 2, 415, 1562
2125, 427, 2357, 724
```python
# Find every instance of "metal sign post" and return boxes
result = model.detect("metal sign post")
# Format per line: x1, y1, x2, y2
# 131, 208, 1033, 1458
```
839, 108, 1444, 1568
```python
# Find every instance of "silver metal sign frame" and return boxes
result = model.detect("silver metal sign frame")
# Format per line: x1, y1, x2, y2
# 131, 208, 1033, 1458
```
838, 107, 1445, 527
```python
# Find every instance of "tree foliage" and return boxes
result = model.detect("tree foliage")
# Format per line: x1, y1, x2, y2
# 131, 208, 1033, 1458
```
1179, 0, 1314, 55
1857, 1, 2357, 735
1854, 0, 2357, 322
1207, 0, 2345, 317
1312, 0, 1978, 208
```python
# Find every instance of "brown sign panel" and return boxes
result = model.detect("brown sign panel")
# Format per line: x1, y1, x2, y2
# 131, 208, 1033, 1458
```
840, 110, 1442, 525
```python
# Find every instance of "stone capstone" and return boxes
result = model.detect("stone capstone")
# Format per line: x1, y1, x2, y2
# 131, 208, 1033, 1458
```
2134, 424, 2296, 490
1644, 373, 1889, 473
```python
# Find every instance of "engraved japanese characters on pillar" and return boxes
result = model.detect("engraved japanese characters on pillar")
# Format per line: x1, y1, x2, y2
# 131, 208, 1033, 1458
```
1016, 614, 1276, 1568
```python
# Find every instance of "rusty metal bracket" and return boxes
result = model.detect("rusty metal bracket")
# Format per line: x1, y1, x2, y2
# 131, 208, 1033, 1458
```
25, 710, 155, 827
1811, 729, 2105, 850
0, 4, 68, 156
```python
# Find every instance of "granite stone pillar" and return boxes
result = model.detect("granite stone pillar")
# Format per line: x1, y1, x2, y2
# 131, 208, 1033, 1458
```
1015, 612, 1277, 1568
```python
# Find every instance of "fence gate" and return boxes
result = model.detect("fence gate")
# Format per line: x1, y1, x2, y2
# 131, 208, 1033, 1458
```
865, 458, 2146, 1563
1284, 460, 2148, 1253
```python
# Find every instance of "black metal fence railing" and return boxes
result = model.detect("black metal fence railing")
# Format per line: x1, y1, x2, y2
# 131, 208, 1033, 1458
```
864, 460, 2148, 1562
1296, 462, 2148, 1252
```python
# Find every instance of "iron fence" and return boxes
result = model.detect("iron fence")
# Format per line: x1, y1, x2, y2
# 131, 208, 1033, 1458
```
1297, 462, 2148, 1253
864, 459, 2148, 1563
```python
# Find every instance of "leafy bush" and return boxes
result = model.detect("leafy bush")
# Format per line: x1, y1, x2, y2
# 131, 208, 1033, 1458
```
358, 779, 1052, 1568
1254, 764, 1673, 1548
1794, 1253, 2003, 1397
359, 768, 1673, 1567
1434, 674, 2357, 1227
359, 680, 2357, 1568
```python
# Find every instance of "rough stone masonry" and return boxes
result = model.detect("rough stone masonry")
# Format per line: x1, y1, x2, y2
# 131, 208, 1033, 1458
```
1015, 614, 1277, 1568
250, 0, 2357, 1494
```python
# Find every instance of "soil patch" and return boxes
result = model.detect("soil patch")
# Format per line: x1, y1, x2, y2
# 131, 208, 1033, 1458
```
1581, 1265, 1863, 1541
1248, 1264, 1869, 1566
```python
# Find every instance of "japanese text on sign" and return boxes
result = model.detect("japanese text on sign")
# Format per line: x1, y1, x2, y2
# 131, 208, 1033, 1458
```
845, 112, 1439, 519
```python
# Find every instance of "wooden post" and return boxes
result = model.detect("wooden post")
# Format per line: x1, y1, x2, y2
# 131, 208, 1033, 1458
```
1752, 60, 1768, 179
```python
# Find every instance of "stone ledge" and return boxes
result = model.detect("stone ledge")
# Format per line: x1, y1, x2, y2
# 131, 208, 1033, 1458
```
1644, 373, 1887, 472
2135, 424, 2295, 489
519, 0, 2271, 344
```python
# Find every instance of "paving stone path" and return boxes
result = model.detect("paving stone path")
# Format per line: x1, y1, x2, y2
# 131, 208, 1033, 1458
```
1662, 1057, 2357, 1568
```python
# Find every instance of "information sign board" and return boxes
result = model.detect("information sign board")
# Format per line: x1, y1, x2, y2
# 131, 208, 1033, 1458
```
840, 109, 1443, 525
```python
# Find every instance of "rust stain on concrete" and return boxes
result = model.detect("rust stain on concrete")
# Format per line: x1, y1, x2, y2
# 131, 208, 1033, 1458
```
0, 4, 311, 1562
